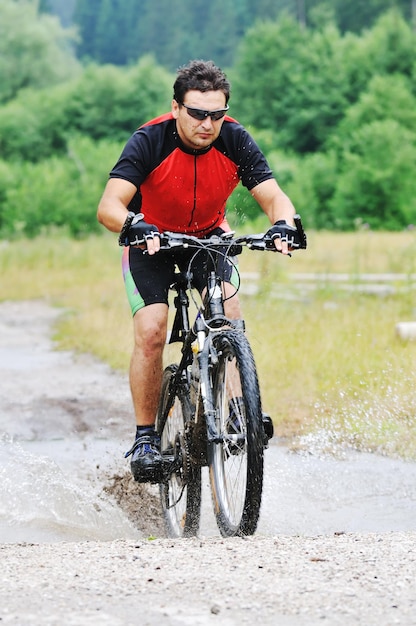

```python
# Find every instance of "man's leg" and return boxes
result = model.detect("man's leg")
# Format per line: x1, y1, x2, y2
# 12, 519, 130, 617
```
222, 281, 242, 320
129, 302, 169, 426
126, 302, 168, 482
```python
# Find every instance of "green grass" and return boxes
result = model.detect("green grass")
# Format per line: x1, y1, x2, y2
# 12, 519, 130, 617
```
1, 229, 415, 459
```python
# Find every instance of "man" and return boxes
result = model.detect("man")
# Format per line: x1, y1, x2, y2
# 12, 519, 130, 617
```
97, 59, 297, 483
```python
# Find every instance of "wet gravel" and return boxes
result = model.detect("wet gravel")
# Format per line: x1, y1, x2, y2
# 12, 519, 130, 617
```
1, 532, 415, 625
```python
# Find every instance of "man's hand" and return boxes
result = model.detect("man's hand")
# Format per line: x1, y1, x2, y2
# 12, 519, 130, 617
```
265, 220, 299, 255
119, 213, 160, 255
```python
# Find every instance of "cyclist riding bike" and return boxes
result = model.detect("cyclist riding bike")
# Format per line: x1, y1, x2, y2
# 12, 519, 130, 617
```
97, 59, 299, 484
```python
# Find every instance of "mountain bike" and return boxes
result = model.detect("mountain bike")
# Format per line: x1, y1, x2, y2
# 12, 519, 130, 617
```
155, 216, 306, 538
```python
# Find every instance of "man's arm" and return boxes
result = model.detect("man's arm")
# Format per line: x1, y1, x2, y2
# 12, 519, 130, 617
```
97, 178, 138, 233
250, 179, 296, 254
97, 178, 161, 255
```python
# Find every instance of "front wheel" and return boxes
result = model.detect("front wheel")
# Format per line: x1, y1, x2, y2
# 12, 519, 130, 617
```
156, 364, 201, 538
209, 331, 264, 537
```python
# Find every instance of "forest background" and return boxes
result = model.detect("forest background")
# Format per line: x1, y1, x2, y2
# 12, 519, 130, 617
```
1, 0, 416, 237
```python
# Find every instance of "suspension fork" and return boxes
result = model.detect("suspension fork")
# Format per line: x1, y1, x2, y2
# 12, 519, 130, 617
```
193, 312, 221, 443
197, 346, 221, 443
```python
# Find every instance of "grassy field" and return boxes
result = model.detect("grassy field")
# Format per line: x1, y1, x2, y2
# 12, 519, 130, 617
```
1, 228, 415, 459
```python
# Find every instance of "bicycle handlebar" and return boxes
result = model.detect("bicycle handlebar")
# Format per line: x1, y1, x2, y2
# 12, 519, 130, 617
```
158, 214, 307, 254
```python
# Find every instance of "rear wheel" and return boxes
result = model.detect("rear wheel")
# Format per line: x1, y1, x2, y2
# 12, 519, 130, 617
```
156, 365, 201, 538
209, 331, 264, 537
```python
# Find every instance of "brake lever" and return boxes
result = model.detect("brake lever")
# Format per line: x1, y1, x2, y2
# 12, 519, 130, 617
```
158, 231, 194, 250
234, 234, 266, 250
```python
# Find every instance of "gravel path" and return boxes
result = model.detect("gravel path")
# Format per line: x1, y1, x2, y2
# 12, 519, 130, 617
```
0, 300, 415, 625
1, 533, 415, 625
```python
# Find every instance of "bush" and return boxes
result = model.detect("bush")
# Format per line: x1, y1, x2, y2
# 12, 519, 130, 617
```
0, 56, 172, 162
64, 56, 173, 141
284, 151, 339, 230
0, 160, 14, 231
0, 87, 70, 161
0, 0, 80, 104
330, 120, 416, 230
0, 136, 122, 238
331, 74, 416, 151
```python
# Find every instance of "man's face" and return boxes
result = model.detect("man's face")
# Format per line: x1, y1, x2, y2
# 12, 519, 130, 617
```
172, 90, 228, 150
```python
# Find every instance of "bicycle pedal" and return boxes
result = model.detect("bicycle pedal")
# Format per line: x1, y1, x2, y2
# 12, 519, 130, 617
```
262, 413, 274, 447
132, 465, 163, 484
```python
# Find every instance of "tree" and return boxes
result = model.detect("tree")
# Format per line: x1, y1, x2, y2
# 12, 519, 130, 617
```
372, 9, 415, 76
322, 71, 416, 229
0, 56, 172, 162
232, 17, 350, 153
330, 120, 416, 229
39, 0, 76, 26
63, 56, 172, 140
333, 74, 416, 143
136, 0, 195, 70
1, 136, 117, 238
0, 0, 80, 103
334, 9, 416, 102
334, 0, 413, 33
232, 9, 416, 154
51, 0, 416, 70
73, 0, 103, 60
194, 0, 241, 67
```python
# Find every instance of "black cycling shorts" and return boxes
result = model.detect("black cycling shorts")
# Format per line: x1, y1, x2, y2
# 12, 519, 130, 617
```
122, 236, 239, 316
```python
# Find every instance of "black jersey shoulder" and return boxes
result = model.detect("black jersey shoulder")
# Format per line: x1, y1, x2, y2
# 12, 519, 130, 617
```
214, 118, 274, 190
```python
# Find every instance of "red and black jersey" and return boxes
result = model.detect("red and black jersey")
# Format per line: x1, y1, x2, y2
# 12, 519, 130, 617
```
109, 113, 274, 237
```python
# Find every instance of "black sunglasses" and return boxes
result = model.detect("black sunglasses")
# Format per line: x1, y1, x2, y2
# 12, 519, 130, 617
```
181, 102, 229, 121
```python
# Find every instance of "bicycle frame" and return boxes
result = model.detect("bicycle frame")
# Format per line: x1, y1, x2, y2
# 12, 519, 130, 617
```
160, 268, 244, 450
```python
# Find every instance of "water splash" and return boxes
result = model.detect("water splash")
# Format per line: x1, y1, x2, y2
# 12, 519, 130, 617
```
0, 436, 138, 543
292, 369, 416, 461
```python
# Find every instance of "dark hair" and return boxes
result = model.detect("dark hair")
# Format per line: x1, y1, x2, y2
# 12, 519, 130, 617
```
173, 60, 231, 104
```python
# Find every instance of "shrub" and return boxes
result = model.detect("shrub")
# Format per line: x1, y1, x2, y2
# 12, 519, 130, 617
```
1, 136, 122, 238
0, 56, 172, 162
330, 120, 416, 230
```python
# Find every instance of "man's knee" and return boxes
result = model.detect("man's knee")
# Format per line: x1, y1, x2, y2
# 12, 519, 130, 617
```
133, 304, 168, 352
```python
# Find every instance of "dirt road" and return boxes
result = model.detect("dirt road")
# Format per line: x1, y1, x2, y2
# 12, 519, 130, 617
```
0, 300, 415, 625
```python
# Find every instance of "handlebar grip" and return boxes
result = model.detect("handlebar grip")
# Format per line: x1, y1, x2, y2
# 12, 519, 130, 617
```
294, 214, 307, 249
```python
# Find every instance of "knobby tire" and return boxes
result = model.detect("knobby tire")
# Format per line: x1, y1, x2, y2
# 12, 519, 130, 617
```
209, 330, 264, 537
156, 364, 201, 538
